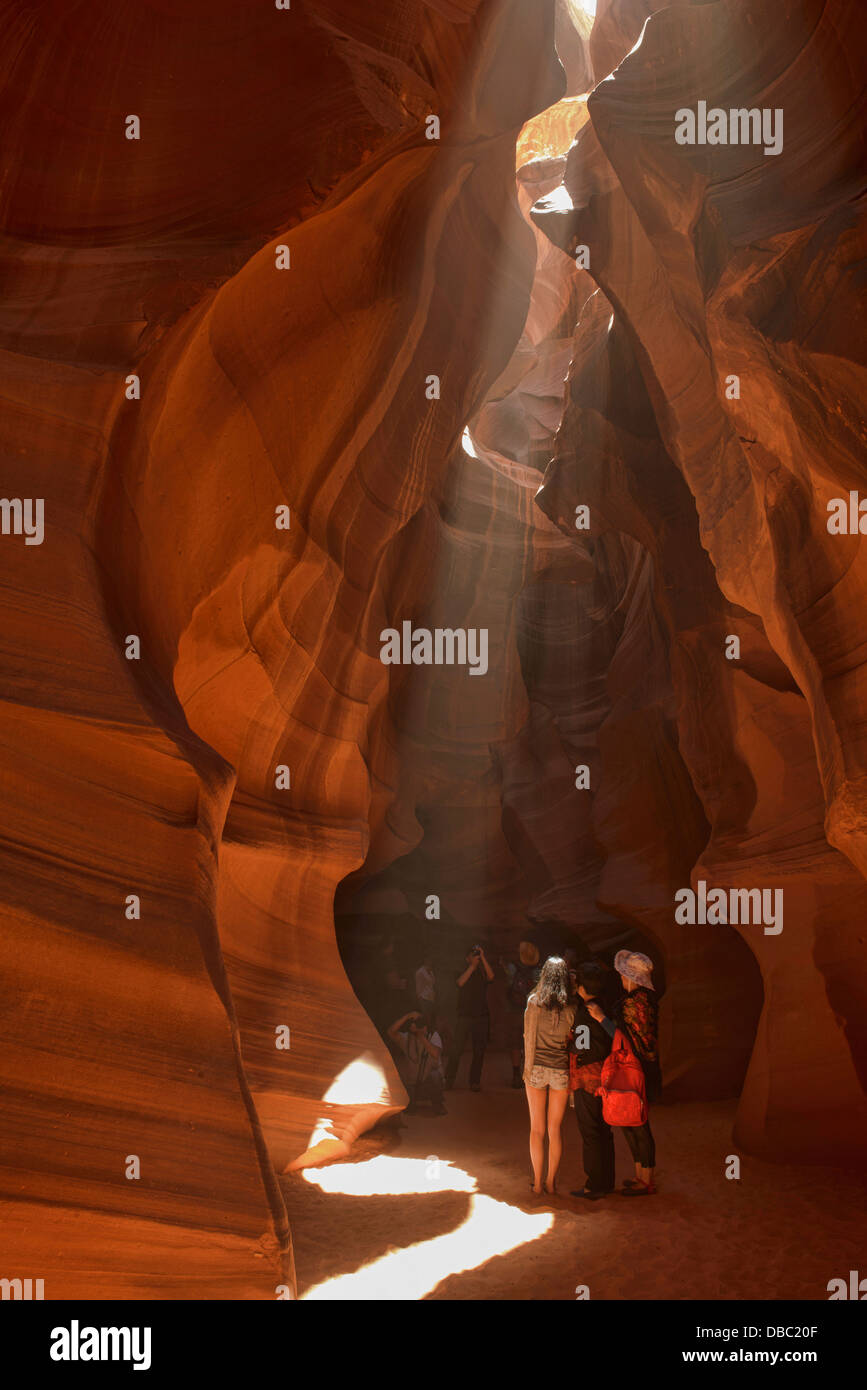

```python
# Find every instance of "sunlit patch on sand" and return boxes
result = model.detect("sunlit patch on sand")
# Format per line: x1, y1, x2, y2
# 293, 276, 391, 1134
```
301, 1159, 553, 1300
303, 1154, 475, 1197
283, 1055, 403, 1172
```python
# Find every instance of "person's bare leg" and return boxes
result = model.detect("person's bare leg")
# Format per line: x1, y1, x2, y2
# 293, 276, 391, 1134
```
525, 1083, 547, 1192
545, 1087, 569, 1192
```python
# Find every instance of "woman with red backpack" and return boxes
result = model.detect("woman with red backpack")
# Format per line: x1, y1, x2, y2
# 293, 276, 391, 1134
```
610, 949, 660, 1196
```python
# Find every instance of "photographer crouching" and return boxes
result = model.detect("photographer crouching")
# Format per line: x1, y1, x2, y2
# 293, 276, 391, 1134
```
388, 1009, 447, 1116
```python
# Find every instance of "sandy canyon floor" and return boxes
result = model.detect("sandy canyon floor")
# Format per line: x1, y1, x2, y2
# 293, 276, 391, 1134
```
281, 1054, 867, 1301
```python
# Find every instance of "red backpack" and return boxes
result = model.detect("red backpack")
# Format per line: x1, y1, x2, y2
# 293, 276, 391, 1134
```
597, 1029, 647, 1126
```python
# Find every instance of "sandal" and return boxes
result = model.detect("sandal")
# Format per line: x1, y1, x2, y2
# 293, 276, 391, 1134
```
619, 1180, 656, 1196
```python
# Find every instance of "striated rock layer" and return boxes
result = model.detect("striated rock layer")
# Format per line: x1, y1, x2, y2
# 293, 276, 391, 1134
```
1, 0, 865, 1304
0, 0, 563, 1298
341, 0, 867, 1157
531, 0, 867, 1155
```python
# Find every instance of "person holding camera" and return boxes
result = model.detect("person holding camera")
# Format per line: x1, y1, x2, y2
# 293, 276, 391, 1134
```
414, 953, 437, 1028
388, 1009, 446, 1116
444, 945, 494, 1092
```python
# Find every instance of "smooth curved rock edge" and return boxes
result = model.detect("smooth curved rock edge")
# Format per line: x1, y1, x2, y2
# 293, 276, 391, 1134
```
0, 0, 864, 1303
0, 0, 564, 1298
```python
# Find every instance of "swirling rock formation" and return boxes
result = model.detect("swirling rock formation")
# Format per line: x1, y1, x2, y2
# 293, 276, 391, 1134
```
1, 0, 865, 1305
341, 0, 867, 1156
0, 0, 563, 1299
532, 0, 867, 1154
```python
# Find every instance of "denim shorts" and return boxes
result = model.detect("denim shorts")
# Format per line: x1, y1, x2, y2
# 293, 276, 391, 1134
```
528, 1065, 569, 1090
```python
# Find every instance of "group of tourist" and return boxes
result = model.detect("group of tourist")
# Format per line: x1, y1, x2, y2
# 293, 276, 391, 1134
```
523, 951, 660, 1199
385, 939, 661, 1199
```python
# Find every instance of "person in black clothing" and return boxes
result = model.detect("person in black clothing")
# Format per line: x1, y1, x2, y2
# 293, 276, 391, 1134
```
444, 945, 494, 1091
569, 961, 617, 1200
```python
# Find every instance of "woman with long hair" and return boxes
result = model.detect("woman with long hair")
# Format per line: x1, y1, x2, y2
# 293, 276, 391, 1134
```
523, 956, 576, 1198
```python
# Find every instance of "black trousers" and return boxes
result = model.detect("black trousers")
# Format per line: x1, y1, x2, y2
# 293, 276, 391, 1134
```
446, 1015, 488, 1086
409, 1070, 445, 1109
573, 1089, 615, 1193
622, 1118, 656, 1168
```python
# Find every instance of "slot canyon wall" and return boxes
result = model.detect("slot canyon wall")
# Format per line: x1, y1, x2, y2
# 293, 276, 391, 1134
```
531, 0, 867, 1157
0, 0, 864, 1299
